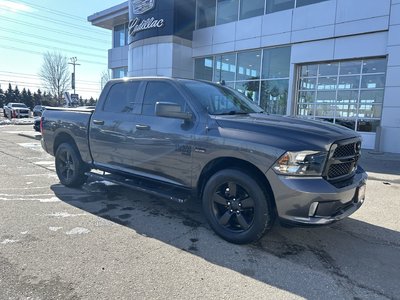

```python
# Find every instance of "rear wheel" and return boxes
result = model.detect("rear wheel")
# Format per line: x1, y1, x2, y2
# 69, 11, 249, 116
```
55, 143, 88, 187
202, 169, 274, 244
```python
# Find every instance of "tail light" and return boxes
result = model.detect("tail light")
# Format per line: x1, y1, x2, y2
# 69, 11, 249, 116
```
40, 117, 44, 133
12, 110, 16, 118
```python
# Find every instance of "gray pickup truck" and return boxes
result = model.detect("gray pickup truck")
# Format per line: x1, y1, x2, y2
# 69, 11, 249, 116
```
41, 77, 367, 244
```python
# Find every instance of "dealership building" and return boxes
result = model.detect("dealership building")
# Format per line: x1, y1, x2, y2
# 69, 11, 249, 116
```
88, 0, 400, 153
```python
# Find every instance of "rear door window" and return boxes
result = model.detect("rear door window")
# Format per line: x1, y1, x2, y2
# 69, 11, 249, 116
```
103, 81, 141, 113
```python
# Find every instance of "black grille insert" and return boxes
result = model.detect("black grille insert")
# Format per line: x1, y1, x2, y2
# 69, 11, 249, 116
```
326, 139, 361, 181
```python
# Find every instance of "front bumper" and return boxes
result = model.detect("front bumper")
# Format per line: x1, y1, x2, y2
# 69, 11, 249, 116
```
266, 166, 368, 226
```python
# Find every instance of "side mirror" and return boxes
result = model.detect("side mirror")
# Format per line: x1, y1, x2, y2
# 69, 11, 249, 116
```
155, 102, 193, 121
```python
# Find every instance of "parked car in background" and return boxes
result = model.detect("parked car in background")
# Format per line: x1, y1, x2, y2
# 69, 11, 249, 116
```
4, 103, 31, 119
33, 117, 41, 132
33, 105, 45, 117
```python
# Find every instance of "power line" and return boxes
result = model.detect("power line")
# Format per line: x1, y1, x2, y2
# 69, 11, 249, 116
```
0, 80, 101, 93
0, 45, 107, 66
8, 0, 89, 22
1, 16, 110, 44
0, 7, 109, 37
0, 36, 107, 59
0, 72, 101, 86
0, 27, 106, 53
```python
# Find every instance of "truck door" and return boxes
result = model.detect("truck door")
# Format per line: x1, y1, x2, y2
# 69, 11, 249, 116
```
89, 81, 143, 172
131, 80, 196, 187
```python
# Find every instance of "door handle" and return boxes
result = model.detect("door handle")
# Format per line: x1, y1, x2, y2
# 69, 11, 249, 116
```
136, 124, 150, 130
92, 119, 105, 125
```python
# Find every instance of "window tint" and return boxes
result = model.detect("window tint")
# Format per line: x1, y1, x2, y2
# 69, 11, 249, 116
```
196, 0, 216, 29
216, 0, 239, 25
240, 0, 265, 20
296, 0, 328, 7
142, 82, 186, 116
103, 82, 140, 113
195, 57, 214, 81
266, 0, 295, 14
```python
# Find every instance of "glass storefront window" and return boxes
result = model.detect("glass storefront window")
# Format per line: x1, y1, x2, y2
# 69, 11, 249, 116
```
361, 74, 385, 89
214, 53, 237, 82
240, 0, 265, 20
266, 0, 295, 14
362, 59, 387, 73
260, 79, 289, 115
112, 67, 128, 79
196, 0, 216, 29
296, 57, 387, 133
216, 0, 239, 25
236, 50, 261, 81
113, 23, 127, 48
262, 46, 291, 79
318, 62, 339, 76
338, 76, 360, 90
235, 81, 260, 102
195, 57, 214, 81
296, 0, 329, 8
340, 61, 361, 75
300, 64, 318, 77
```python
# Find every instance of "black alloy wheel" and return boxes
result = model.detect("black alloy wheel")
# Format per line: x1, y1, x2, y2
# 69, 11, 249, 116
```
55, 143, 88, 187
202, 169, 273, 244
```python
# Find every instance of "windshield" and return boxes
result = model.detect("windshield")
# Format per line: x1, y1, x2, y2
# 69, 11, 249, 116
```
11, 104, 28, 108
180, 80, 263, 115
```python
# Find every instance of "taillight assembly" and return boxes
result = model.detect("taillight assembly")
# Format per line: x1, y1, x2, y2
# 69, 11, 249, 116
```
40, 117, 44, 133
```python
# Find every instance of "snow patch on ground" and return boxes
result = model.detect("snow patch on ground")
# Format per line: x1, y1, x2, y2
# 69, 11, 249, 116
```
1, 239, 19, 244
46, 212, 87, 218
66, 227, 90, 235
49, 227, 63, 232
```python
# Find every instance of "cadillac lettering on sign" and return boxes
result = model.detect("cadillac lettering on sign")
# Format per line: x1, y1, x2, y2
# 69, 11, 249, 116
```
129, 0, 165, 37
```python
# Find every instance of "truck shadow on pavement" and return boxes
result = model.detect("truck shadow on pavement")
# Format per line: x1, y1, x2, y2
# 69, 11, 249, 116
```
51, 182, 400, 299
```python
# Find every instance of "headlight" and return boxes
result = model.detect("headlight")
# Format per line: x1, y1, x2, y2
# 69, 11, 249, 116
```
273, 151, 327, 176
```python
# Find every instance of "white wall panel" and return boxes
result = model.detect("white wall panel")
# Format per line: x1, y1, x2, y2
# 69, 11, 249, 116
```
335, 16, 389, 37
334, 32, 387, 60
213, 23, 236, 44
336, 0, 390, 23
292, 0, 336, 30
291, 25, 334, 43
236, 17, 262, 40
291, 39, 335, 63
261, 10, 292, 36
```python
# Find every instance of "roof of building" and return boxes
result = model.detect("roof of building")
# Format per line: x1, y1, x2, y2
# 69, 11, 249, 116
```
87, 1, 128, 30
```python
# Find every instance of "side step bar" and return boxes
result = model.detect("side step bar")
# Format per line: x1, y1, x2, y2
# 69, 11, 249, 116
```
85, 172, 189, 204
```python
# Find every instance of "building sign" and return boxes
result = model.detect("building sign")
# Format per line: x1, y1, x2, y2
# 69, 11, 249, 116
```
129, 0, 165, 37
131, 0, 155, 15
128, 17, 164, 36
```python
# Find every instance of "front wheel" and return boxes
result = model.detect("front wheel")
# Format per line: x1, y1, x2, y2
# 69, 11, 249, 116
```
202, 169, 274, 244
55, 143, 88, 187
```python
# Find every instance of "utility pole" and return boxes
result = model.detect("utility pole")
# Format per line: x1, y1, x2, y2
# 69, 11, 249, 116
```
68, 57, 80, 95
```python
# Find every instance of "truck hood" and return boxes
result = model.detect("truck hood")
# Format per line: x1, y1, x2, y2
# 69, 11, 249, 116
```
214, 113, 360, 152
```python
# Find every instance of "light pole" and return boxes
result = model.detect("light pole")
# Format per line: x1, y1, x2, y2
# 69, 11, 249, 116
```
68, 57, 80, 95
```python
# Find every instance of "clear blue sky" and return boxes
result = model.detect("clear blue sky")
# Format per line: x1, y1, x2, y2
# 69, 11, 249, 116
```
0, 0, 125, 99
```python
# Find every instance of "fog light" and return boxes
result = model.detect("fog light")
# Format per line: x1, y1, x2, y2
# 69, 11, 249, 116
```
309, 202, 319, 217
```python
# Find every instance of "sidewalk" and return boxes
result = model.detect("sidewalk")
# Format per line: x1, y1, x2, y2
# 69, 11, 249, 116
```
360, 150, 400, 183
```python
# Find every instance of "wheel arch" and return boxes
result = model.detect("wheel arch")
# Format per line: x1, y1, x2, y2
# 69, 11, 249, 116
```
53, 132, 80, 159
197, 157, 276, 209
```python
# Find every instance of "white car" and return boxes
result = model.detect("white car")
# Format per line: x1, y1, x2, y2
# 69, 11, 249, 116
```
4, 103, 31, 119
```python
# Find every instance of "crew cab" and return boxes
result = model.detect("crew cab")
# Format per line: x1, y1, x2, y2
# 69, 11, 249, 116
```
4, 103, 31, 119
41, 77, 367, 244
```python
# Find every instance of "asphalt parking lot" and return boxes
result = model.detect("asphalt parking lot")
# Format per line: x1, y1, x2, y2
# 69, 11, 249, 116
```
0, 122, 399, 300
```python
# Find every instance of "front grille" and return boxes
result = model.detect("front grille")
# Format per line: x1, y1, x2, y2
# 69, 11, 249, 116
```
325, 138, 361, 181
328, 162, 354, 178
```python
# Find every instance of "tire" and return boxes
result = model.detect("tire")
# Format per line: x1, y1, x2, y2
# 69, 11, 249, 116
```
55, 143, 88, 188
202, 169, 274, 244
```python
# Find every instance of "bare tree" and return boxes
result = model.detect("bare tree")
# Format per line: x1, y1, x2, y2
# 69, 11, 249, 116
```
39, 51, 70, 105
100, 70, 111, 90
